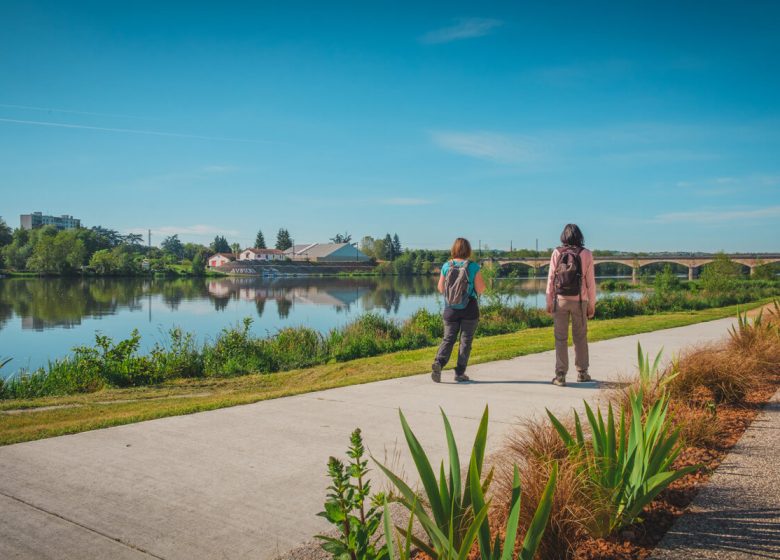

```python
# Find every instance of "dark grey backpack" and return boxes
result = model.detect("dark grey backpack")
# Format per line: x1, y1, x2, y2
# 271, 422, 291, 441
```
553, 246, 583, 297
443, 260, 472, 309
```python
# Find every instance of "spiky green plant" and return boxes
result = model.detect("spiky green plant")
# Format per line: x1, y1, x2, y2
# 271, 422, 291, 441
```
547, 389, 697, 536
636, 342, 677, 394
375, 406, 557, 560
729, 308, 774, 350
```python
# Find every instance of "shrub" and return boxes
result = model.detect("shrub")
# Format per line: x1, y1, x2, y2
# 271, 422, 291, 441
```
547, 389, 697, 536
151, 327, 204, 378
667, 344, 754, 404
271, 327, 327, 370
494, 417, 595, 559
374, 406, 557, 560
203, 318, 277, 376
317, 428, 386, 559
329, 314, 401, 361
595, 296, 643, 319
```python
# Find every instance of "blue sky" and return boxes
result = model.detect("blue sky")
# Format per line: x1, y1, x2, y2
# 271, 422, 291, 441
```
1, 0, 779, 252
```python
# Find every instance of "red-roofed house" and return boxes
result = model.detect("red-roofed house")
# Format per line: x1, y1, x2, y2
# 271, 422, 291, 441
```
208, 253, 236, 267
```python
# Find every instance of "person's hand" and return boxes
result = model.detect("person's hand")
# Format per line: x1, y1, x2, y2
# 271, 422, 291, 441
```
587, 306, 595, 320
546, 303, 553, 315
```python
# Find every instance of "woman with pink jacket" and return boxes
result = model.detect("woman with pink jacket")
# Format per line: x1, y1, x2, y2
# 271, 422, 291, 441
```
545, 224, 596, 386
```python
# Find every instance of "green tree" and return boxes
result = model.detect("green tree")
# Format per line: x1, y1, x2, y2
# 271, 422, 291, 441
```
392, 233, 402, 257
210, 235, 231, 253
123, 233, 144, 246
653, 265, 682, 293
275, 228, 292, 251
700, 252, 742, 292
383, 233, 395, 260
161, 235, 184, 259
230, 242, 241, 256
255, 229, 266, 249
90, 249, 117, 275
191, 250, 207, 276
182, 242, 210, 261
0, 218, 12, 247
330, 232, 352, 244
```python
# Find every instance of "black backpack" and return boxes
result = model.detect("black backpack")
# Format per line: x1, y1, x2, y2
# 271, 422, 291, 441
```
553, 246, 583, 297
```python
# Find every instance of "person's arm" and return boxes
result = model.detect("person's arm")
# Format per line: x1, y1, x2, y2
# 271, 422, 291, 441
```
438, 262, 447, 293
545, 250, 558, 314
474, 271, 486, 294
586, 251, 596, 318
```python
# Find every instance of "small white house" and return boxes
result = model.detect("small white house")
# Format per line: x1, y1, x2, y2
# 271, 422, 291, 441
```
208, 253, 235, 267
239, 248, 286, 261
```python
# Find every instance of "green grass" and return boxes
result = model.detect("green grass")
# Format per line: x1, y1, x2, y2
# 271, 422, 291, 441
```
0, 300, 768, 446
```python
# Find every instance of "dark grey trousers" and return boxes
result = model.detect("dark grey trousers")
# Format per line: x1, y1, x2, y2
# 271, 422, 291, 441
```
434, 318, 479, 375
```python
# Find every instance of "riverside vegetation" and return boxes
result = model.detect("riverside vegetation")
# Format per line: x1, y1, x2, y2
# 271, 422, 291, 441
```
2, 273, 779, 400
315, 302, 780, 559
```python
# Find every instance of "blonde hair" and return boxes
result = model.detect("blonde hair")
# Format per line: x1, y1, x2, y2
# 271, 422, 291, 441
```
451, 238, 472, 260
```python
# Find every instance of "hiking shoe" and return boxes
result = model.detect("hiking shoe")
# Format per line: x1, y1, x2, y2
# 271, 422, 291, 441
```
552, 375, 566, 387
577, 371, 592, 382
454, 373, 470, 383
431, 362, 442, 383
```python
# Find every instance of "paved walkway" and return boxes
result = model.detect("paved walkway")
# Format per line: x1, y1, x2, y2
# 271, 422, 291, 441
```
651, 388, 780, 560
0, 318, 736, 560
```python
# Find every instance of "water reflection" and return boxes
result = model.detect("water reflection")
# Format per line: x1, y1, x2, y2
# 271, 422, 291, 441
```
0, 276, 440, 331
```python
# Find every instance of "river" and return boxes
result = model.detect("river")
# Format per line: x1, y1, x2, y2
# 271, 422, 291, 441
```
0, 276, 638, 376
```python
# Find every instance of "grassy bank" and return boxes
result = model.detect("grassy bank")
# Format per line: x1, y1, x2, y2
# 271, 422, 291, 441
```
0, 300, 768, 446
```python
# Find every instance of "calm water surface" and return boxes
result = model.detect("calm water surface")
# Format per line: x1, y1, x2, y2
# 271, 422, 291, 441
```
0, 276, 637, 376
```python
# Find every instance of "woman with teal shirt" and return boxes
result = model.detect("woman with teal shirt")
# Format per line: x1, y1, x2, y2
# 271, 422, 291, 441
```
431, 237, 486, 383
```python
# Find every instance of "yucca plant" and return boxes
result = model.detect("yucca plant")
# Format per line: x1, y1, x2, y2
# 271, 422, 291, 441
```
728, 308, 773, 350
636, 342, 677, 394
375, 406, 558, 560
547, 389, 697, 536
373, 407, 490, 558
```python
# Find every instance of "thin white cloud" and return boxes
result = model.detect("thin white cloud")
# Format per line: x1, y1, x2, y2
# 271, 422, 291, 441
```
654, 206, 780, 224
202, 165, 238, 173
0, 117, 271, 144
0, 103, 153, 120
420, 18, 502, 44
381, 198, 433, 206
430, 130, 537, 164
127, 225, 241, 237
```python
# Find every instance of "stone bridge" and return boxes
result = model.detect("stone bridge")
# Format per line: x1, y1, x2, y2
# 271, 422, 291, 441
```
487, 253, 780, 281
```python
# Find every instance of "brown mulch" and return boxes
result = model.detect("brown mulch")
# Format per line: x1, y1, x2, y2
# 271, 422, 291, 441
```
572, 376, 780, 560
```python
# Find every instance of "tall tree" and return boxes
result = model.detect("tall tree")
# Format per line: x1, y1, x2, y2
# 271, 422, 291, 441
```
275, 228, 292, 251
190, 250, 207, 276
0, 218, 12, 247
123, 233, 144, 246
161, 235, 184, 259
383, 233, 395, 260
210, 235, 230, 253
330, 232, 352, 244
392, 234, 402, 257
255, 229, 266, 249
230, 242, 241, 256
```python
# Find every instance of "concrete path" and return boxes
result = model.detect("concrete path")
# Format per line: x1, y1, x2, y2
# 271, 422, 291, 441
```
651, 388, 780, 560
0, 318, 735, 560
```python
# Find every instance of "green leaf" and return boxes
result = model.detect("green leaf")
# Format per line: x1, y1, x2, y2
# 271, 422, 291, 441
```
398, 409, 446, 529
518, 462, 558, 560
500, 465, 523, 560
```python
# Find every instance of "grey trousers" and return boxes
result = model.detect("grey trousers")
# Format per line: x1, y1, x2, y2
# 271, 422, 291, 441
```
434, 318, 479, 375
553, 299, 589, 376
